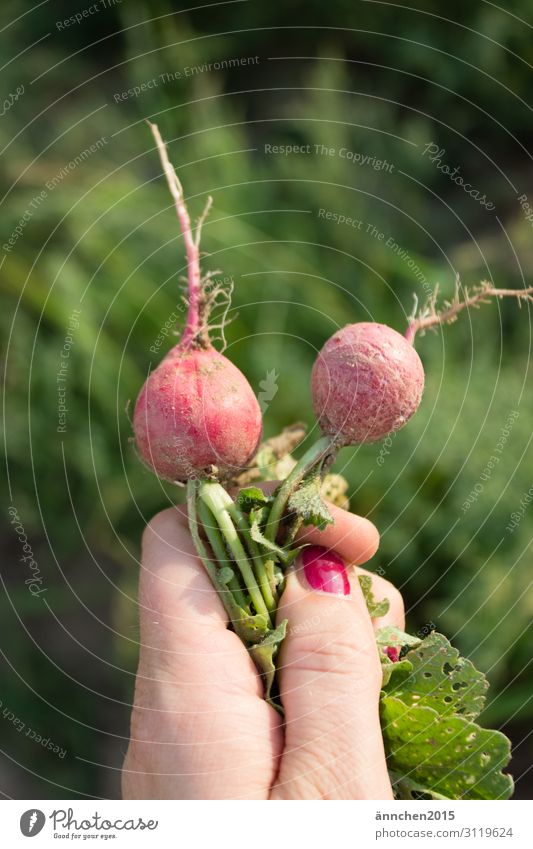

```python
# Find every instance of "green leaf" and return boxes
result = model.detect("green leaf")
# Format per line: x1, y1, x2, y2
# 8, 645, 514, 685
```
249, 619, 288, 705
381, 695, 513, 800
288, 473, 334, 530
236, 487, 271, 511
227, 603, 270, 644
249, 504, 271, 526
386, 632, 488, 720
358, 574, 390, 618
217, 566, 235, 585
281, 545, 303, 566
249, 512, 290, 563
381, 657, 413, 688
376, 626, 422, 649
377, 629, 513, 798
388, 772, 451, 800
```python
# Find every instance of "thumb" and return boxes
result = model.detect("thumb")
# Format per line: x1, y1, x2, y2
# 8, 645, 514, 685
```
271, 546, 392, 800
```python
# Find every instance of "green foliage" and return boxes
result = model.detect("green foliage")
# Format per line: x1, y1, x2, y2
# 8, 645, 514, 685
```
384, 697, 513, 800
379, 632, 513, 800
384, 632, 488, 720
358, 574, 390, 619
288, 473, 334, 530
248, 619, 288, 707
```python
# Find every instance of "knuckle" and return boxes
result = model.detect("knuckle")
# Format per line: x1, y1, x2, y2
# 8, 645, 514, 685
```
283, 621, 381, 689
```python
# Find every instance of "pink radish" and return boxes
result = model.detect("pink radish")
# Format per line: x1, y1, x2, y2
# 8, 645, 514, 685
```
311, 322, 425, 445
311, 283, 533, 448
134, 346, 262, 482
133, 123, 261, 482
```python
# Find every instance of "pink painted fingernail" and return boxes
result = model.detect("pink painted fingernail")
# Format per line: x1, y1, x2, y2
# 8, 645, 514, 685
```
301, 546, 350, 595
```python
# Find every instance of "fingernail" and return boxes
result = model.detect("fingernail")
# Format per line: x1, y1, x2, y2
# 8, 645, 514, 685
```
301, 545, 350, 595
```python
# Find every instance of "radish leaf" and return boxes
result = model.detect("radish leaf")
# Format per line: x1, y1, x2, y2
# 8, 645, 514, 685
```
381, 695, 513, 799
288, 473, 333, 530
236, 487, 271, 511
376, 626, 422, 649
358, 574, 390, 618
249, 619, 288, 706
384, 632, 488, 720
380, 631, 513, 799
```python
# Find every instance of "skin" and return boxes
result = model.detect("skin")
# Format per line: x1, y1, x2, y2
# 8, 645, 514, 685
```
122, 501, 404, 800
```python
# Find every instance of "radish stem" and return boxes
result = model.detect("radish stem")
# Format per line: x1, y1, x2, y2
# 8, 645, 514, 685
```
202, 483, 277, 612
226, 501, 277, 612
198, 481, 273, 624
186, 480, 240, 620
265, 435, 336, 543
197, 498, 248, 609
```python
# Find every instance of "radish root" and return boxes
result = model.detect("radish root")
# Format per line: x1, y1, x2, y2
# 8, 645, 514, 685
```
405, 278, 533, 343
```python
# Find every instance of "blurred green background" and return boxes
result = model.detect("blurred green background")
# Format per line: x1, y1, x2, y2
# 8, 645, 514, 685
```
1, 0, 532, 798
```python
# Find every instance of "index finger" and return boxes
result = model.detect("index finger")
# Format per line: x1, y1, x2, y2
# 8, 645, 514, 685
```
253, 480, 380, 565
296, 503, 380, 566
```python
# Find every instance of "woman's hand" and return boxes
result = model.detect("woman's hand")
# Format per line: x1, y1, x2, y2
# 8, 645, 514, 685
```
122, 502, 404, 799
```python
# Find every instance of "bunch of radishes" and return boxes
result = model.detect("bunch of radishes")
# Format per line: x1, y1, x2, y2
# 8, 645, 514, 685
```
132, 124, 526, 798
134, 125, 426, 639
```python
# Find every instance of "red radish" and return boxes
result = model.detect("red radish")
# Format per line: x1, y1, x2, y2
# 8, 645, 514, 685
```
133, 123, 262, 482
385, 646, 400, 663
311, 322, 424, 445
134, 346, 262, 482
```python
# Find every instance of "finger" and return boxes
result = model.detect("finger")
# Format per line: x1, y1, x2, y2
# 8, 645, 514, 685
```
125, 507, 282, 800
271, 548, 392, 799
140, 506, 225, 639
137, 507, 257, 692
296, 502, 380, 566
356, 567, 405, 631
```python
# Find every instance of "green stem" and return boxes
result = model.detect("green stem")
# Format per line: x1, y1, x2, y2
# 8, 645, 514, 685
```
186, 480, 239, 621
198, 481, 273, 625
264, 558, 278, 599
284, 515, 304, 547
196, 498, 248, 609
265, 435, 337, 543
205, 483, 277, 613
227, 501, 277, 613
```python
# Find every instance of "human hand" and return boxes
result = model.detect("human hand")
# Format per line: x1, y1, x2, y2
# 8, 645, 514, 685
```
122, 501, 404, 799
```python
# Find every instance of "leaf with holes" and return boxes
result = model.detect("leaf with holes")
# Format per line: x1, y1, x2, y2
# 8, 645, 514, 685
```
385, 632, 488, 720
388, 772, 450, 800
381, 695, 513, 800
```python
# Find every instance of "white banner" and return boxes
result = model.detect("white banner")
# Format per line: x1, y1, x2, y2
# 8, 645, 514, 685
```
0, 800, 530, 848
